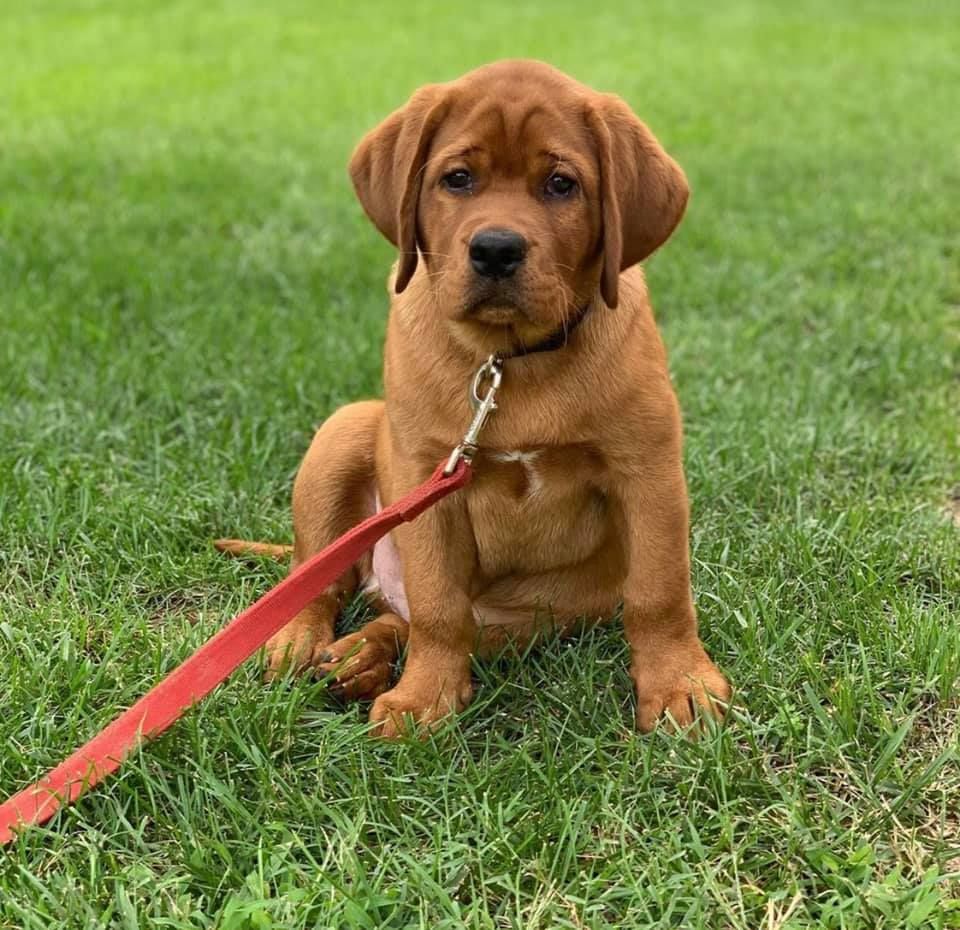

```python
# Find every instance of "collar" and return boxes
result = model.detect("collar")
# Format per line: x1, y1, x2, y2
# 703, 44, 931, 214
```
498, 301, 595, 360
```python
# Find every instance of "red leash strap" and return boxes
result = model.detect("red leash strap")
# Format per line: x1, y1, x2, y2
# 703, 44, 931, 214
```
0, 459, 472, 846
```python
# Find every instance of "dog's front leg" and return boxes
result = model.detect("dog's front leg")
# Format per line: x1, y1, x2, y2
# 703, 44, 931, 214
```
614, 463, 731, 733
369, 463, 477, 738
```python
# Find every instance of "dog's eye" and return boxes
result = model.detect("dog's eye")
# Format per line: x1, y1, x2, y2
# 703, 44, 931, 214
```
545, 173, 577, 198
441, 169, 473, 193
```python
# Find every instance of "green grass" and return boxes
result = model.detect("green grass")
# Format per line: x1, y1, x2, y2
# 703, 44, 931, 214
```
2, 0, 959, 926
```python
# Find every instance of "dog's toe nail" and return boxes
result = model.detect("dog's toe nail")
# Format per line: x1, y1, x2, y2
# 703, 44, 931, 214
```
317, 651, 334, 664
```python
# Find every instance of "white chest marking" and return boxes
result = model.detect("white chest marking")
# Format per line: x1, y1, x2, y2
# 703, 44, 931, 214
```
492, 449, 544, 495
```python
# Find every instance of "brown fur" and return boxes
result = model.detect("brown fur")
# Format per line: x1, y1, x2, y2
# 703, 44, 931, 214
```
228, 60, 730, 736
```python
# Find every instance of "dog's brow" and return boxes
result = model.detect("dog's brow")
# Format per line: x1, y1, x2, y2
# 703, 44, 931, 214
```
541, 150, 584, 175
444, 145, 484, 160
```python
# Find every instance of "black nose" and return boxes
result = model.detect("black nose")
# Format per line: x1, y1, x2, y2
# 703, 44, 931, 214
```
469, 228, 527, 279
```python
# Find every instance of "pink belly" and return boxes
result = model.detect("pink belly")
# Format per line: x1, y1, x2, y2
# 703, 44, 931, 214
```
369, 494, 410, 621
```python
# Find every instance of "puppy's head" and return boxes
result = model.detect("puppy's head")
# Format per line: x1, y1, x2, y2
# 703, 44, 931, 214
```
349, 60, 688, 353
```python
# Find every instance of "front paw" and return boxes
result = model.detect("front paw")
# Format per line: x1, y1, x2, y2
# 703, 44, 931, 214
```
369, 671, 473, 739
632, 638, 731, 733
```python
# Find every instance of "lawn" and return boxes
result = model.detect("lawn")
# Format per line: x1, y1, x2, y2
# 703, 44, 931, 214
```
2, 1, 959, 927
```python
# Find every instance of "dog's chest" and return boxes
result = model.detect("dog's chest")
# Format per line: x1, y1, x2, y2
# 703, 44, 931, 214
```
467, 444, 611, 578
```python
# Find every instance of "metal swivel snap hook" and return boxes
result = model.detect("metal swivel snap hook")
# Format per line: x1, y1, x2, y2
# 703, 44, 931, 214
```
443, 354, 504, 475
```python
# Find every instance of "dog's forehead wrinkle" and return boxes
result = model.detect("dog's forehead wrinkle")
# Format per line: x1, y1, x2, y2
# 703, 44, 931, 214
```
441, 93, 584, 157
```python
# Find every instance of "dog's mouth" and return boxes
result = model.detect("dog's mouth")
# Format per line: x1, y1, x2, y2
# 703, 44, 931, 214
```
453, 280, 573, 355
454, 296, 566, 358
461, 288, 530, 325
468, 302, 524, 325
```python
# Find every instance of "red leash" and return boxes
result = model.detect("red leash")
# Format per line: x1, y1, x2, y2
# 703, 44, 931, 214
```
0, 459, 472, 846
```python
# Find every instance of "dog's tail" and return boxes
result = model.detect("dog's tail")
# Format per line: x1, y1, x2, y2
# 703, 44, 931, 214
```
213, 538, 294, 560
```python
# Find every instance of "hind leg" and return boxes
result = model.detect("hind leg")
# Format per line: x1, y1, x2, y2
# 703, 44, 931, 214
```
315, 607, 407, 701
265, 400, 385, 679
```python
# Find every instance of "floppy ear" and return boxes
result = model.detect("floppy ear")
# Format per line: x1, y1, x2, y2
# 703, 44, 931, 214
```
349, 85, 449, 293
586, 94, 689, 308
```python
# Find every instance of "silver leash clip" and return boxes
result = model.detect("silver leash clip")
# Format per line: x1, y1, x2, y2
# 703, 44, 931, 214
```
443, 354, 504, 475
